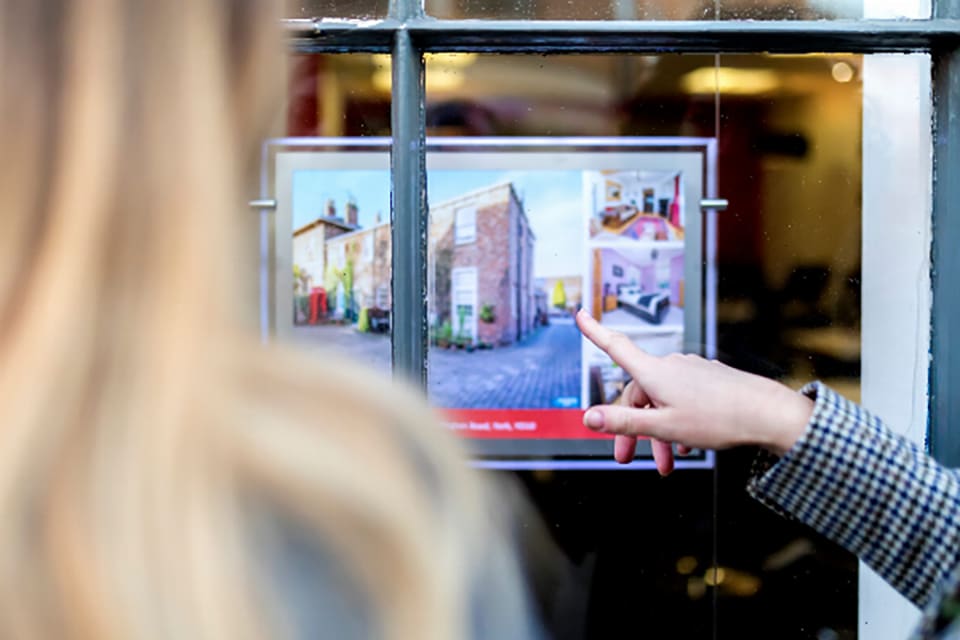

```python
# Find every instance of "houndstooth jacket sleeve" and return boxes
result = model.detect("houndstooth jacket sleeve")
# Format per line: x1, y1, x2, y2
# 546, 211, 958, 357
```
747, 382, 960, 615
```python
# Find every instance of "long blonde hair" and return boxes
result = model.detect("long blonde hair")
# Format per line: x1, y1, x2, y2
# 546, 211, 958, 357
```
0, 1, 503, 638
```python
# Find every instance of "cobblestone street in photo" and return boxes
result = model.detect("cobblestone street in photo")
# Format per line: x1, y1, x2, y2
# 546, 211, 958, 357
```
291, 315, 582, 409
429, 316, 581, 408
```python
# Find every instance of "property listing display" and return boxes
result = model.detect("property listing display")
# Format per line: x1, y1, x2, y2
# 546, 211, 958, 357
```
275, 141, 715, 469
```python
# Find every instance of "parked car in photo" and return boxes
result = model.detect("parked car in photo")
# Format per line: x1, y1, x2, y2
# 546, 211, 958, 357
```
368, 307, 390, 333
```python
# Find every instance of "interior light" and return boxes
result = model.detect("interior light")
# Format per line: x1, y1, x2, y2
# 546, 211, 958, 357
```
681, 67, 780, 95
426, 52, 479, 68
372, 68, 392, 93
832, 61, 855, 83
372, 53, 479, 93
686, 577, 707, 600
704, 566, 727, 586
676, 556, 698, 575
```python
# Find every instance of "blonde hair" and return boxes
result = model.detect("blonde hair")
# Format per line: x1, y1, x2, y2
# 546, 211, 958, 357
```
0, 1, 502, 638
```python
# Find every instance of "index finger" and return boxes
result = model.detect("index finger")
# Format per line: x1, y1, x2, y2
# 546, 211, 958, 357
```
576, 309, 653, 382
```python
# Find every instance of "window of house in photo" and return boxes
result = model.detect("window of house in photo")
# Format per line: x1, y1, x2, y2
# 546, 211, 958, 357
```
454, 206, 477, 244
273, 0, 957, 637
363, 232, 374, 262
376, 284, 390, 309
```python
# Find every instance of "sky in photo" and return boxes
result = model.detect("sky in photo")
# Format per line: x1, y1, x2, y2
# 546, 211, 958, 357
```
292, 168, 584, 279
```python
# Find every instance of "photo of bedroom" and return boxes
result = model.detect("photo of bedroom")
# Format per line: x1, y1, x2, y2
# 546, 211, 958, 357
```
586, 169, 685, 241
591, 246, 684, 329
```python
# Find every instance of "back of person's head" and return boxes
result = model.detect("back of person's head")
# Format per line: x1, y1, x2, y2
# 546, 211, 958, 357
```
0, 2, 526, 639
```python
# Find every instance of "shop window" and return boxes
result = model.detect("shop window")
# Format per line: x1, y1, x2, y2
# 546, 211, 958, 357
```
274, 0, 944, 631
375, 284, 390, 309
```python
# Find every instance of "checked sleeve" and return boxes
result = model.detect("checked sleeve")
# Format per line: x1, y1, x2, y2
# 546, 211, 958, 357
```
747, 382, 960, 610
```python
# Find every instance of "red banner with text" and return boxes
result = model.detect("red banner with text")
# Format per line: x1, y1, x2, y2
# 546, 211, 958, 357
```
441, 409, 614, 440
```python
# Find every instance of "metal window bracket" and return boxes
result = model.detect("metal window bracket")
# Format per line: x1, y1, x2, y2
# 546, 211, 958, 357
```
700, 198, 729, 211
249, 199, 277, 210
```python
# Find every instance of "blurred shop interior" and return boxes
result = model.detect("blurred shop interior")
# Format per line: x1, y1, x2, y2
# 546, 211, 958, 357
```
283, 50, 863, 638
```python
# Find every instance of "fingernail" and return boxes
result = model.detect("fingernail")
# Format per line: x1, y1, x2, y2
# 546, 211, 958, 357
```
583, 409, 604, 430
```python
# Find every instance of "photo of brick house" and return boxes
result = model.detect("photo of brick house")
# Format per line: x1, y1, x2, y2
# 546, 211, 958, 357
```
293, 198, 392, 323
429, 182, 536, 346
324, 220, 392, 315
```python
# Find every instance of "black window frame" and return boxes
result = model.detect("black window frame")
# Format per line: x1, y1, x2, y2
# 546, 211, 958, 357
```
282, 5, 960, 466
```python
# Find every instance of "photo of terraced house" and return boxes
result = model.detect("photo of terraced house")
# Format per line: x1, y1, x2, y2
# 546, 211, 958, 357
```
292, 198, 392, 330
429, 182, 536, 347
292, 181, 536, 348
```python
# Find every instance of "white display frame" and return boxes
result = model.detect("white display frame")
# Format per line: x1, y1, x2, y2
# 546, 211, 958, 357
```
264, 137, 719, 470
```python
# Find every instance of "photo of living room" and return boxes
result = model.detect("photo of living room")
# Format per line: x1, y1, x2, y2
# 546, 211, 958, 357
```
592, 246, 684, 330
586, 169, 685, 241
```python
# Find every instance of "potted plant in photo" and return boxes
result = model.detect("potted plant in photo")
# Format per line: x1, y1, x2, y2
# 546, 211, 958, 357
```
455, 305, 469, 349
437, 320, 453, 349
480, 303, 495, 324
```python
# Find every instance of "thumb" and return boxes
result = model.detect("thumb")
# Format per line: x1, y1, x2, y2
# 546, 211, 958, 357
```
583, 404, 674, 440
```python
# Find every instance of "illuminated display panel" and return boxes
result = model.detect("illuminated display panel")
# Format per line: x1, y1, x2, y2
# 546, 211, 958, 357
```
271, 138, 717, 469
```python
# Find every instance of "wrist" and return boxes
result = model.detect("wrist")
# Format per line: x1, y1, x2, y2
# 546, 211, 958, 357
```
762, 386, 814, 456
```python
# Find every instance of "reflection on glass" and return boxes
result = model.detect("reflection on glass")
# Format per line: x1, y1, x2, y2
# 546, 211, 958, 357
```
425, 0, 870, 19
420, 51, 865, 638
286, 0, 387, 19
271, 42, 937, 635
287, 54, 391, 137
426, 55, 721, 136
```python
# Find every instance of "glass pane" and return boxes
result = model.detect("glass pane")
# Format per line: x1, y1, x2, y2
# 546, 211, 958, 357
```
260, 47, 933, 635
426, 0, 929, 19
287, 54, 391, 137
286, 0, 387, 19
422, 51, 872, 637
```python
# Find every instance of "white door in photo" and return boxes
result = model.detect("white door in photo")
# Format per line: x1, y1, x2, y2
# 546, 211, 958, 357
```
451, 267, 478, 343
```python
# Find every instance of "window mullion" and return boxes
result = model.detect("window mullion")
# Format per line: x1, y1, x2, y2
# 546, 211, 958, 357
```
390, 28, 428, 388
389, 0, 424, 20
930, 32, 960, 465
936, 0, 960, 18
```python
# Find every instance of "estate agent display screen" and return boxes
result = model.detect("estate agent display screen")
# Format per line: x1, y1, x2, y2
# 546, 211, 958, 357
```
271, 138, 717, 469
